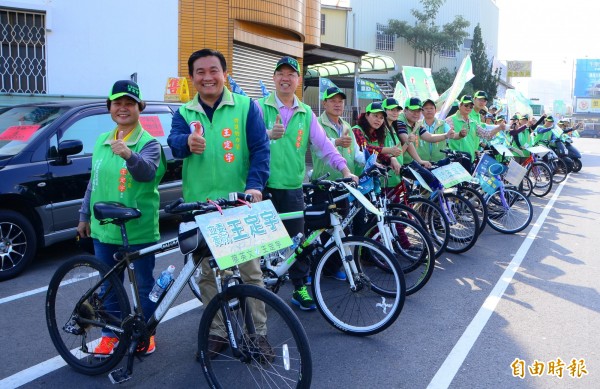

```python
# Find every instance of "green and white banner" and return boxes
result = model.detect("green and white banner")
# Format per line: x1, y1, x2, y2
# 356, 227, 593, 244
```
402, 66, 439, 100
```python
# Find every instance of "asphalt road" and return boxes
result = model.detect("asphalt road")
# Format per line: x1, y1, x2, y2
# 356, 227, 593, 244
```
1, 138, 599, 389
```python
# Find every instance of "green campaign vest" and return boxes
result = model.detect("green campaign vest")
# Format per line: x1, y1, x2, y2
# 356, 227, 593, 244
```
469, 108, 483, 125
415, 118, 447, 162
313, 112, 356, 179
511, 130, 531, 157
258, 94, 311, 189
353, 125, 402, 188
396, 113, 417, 165
179, 89, 250, 201
90, 124, 166, 245
533, 127, 553, 145
447, 114, 479, 161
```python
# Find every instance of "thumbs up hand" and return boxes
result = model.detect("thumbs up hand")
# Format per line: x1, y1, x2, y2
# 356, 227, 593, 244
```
110, 130, 132, 159
335, 128, 352, 148
188, 122, 206, 154
269, 114, 285, 140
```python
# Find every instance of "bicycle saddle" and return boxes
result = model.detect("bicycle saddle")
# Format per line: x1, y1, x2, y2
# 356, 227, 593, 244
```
93, 202, 142, 224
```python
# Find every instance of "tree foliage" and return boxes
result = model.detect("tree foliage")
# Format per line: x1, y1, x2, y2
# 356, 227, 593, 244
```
385, 0, 470, 68
468, 23, 501, 100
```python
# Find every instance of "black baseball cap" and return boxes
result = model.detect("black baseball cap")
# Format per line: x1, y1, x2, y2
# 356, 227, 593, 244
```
323, 86, 346, 100
474, 90, 489, 100
109, 80, 142, 102
382, 98, 401, 110
275, 56, 300, 74
404, 97, 423, 110
422, 98, 436, 107
365, 102, 387, 117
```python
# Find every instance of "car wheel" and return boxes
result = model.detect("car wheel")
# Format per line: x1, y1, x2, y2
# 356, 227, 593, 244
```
0, 210, 38, 281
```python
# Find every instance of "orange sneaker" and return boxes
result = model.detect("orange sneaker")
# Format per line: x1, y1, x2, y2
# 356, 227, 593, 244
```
137, 336, 156, 355
94, 336, 119, 358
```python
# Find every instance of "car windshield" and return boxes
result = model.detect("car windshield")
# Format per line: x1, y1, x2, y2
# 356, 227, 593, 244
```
0, 105, 68, 157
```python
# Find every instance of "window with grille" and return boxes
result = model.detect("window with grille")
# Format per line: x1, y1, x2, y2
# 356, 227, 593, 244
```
440, 48, 457, 58
376, 23, 394, 52
0, 8, 47, 94
321, 14, 326, 35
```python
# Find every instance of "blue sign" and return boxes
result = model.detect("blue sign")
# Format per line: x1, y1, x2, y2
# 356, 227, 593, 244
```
574, 59, 600, 98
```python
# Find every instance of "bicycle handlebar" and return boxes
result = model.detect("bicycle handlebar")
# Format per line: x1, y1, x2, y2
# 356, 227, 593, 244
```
164, 192, 251, 214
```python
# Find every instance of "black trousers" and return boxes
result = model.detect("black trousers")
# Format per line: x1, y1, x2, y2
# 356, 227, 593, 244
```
265, 187, 307, 288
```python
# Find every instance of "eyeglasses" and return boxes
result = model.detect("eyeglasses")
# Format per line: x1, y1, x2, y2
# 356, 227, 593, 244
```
463, 105, 474, 109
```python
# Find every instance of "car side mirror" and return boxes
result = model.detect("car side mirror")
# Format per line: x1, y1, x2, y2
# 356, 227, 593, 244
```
55, 139, 83, 165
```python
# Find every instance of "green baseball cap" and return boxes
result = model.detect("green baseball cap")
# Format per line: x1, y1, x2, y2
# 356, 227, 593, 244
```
495, 115, 506, 123
323, 86, 346, 100
382, 98, 401, 110
459, 95, 474, 105
474, 90, 489, 100
404, 97, 423, 110
365, 102, 387, 117
545, 115, 554, 122
109, 80, 142, 102
275, 56, 300, 74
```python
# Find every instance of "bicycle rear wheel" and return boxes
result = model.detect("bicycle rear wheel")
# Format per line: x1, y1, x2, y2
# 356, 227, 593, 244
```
363, 216, 435, 295
441, 193, 480, 254
45, 255, 131, 375
527, 162, 553, 197
403, 199, 449, 258
486, 188, 533, 234
312, 236, 405, 336
198, 284, 312, 389
456, 185, 488, 235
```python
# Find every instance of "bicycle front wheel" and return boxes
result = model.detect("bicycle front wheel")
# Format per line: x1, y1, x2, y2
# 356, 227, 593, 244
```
313, 236, 405, 336
551, 158, 568, 184
457, 185, 488, 235
198, 284, 312, 389
403, 199, 450, 258
527, 162, 553, 197
486, 188, 533, 234
45, 255, 131, 375
363, 216, 435, 295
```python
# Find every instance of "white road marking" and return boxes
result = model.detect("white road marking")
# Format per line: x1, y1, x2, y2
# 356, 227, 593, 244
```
427, 177, 569, 389
0, 249, 177, 305
0, 298, 201, 388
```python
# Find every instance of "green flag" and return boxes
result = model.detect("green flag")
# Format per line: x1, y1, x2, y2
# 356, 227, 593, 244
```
401, 66, 439, 100
437, 55, 474, 119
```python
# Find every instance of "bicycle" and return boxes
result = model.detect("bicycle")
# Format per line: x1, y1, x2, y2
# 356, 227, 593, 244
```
477, 161, 533, 234
189, 177, 407, 336
45, 194, 312, 388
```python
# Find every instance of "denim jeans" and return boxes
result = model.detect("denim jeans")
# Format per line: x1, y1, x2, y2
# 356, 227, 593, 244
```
93, 239, 156, 337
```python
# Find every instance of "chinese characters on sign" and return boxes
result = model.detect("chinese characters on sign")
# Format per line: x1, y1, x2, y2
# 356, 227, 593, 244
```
196, 200, 292, 270
511, 358, 588, 379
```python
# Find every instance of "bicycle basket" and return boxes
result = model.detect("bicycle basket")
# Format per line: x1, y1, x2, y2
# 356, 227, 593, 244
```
304, 202, 331, 230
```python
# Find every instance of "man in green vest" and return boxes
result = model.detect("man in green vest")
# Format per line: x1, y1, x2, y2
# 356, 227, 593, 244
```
415, 98, 456, 163
471, 90, 489, 124
446, 95, 505, 169
396, 97, 433, 169
77, 80, 166, 357
313, 86, 364, 178
167, 49, 271, 359
258, 56, 357, 311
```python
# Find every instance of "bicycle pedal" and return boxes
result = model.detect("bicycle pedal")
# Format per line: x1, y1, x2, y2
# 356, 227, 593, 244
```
108, 368, 131, 384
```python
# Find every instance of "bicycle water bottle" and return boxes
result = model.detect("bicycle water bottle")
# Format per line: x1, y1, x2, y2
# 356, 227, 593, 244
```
149, 265, 175, 303
279, 233, 304, 259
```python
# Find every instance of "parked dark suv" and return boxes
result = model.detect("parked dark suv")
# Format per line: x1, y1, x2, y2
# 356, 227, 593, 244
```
0, 100, 183, 280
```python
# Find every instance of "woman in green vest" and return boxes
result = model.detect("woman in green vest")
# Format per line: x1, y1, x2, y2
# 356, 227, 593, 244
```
352, 102, 403, 180
77, 80, 166, 357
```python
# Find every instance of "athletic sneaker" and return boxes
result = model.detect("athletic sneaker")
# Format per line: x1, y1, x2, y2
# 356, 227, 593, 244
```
136, 335, 156, 355
291, 286, 316, 311
324, 269, 347, 281
94, 336, 119, 357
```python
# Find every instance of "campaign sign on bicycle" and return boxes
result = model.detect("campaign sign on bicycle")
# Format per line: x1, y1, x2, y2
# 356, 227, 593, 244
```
431, 162, 472, 188
195, 200, 292, 270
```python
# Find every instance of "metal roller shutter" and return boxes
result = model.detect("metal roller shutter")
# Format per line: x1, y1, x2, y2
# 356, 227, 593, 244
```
232, 44, 279, 99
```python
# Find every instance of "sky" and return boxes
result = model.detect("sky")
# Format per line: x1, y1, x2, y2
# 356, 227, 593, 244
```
497, 0, 600, 81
